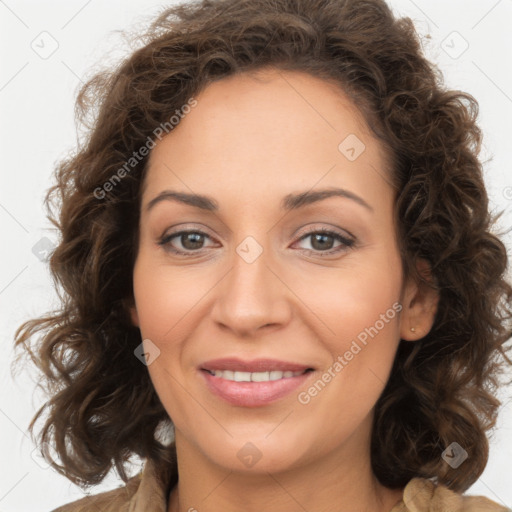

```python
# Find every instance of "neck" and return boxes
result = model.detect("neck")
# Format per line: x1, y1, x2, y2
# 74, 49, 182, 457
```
167, 419, 403, 512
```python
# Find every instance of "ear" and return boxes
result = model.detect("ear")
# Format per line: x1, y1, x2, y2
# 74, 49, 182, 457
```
400, 258, 439, 341
123, 297, 140, 327
130, 306, 140, 327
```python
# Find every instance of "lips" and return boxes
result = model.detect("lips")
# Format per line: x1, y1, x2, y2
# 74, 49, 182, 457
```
199, 357, 315, 407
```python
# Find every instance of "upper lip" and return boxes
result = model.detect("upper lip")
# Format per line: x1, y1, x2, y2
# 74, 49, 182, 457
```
200, 358, 314, 373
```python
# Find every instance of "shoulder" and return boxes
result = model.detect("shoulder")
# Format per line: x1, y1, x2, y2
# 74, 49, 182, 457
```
392, 477, 510, 512
49, 452, 177, 512
49, 472, 142, 512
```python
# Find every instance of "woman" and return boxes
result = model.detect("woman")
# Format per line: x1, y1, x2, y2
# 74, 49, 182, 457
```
14, 0, 512, 510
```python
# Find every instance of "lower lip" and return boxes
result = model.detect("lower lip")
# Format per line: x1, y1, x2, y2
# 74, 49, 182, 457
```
200, 370, 313, 407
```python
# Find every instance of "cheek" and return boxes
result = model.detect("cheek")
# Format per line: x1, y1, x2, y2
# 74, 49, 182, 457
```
319, 281, 401, 387
132, 256, 198, 423
298, 289, 401, 444
132, 253, 210, 341
300, 249, 403, 401
296, 248, 402, 345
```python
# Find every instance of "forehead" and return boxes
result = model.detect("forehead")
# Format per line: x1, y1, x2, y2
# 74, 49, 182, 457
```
142, 69, 393, 210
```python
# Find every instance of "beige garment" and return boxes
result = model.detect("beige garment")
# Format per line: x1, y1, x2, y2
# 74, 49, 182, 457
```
51, 458, 510, 512
390, 477, 510, 512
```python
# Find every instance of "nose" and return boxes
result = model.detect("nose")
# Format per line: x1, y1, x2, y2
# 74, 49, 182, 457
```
210, 240, 292, 338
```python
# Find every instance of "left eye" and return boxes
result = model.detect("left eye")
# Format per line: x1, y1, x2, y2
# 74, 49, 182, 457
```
158, 229, 355, 256
294, 229, 355, 254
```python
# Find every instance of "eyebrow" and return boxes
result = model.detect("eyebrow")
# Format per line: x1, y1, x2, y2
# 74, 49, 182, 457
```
145, 187, 373, 213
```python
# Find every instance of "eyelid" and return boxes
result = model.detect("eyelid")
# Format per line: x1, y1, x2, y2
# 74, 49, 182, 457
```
158, 224, 219, 253
293, 223, 355, 243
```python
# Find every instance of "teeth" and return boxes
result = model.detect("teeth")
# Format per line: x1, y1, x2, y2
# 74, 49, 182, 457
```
208, 369, 306, 382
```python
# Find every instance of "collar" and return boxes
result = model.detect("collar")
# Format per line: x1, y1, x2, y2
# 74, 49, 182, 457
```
129, 458, 169, 512
128, 457, 508, 512
129, 445, 178, 512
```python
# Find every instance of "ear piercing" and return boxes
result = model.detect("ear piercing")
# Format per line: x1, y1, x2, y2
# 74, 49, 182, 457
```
410, 327, 416, 332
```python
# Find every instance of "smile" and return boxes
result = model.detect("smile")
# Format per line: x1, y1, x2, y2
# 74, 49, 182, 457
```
204, 369, 310, 382
198, 368, 316, 407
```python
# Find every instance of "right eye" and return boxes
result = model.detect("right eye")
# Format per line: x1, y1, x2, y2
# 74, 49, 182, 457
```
158, 229, 218, 255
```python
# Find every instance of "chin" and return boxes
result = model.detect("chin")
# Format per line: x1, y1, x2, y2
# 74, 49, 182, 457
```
193, 429, 314, 475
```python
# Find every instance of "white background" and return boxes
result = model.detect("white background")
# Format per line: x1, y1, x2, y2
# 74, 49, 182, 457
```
1, 1, 511, 510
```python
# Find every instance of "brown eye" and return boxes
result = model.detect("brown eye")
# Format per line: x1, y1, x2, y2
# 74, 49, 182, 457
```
177, 232, 206, 250
158, 230, 215, 254
295, 229, 355, 255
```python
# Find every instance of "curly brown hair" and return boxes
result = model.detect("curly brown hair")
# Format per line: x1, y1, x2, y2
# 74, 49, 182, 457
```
13, 0, 512, 496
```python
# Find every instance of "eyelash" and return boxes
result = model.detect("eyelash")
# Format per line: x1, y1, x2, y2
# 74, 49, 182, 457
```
157, 227, 356, 257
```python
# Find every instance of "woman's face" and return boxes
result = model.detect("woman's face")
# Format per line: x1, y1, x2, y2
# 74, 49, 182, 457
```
131, 69, 433, 475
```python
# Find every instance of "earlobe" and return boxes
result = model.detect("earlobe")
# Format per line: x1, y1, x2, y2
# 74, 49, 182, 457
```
130, 306, 140, 327
122, 297, 140, 327
400, 259, 439, 341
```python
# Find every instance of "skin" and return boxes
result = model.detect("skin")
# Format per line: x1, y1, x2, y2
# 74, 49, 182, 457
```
130, 68, 438, 512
